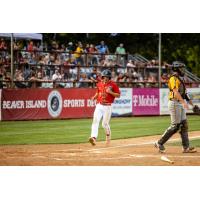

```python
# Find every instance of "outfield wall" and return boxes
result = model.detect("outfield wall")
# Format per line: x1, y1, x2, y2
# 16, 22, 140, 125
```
1, 88, 200, 121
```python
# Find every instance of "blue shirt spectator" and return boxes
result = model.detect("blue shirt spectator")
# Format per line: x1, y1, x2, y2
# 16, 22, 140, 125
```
95, 41, 109, 54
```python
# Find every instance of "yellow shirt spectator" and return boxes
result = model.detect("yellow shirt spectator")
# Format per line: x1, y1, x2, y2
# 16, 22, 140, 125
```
75, 46, 84, 58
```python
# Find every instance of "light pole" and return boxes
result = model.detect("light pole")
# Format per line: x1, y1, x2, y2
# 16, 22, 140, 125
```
158, 33, 162, 88
11, 33, 14, 88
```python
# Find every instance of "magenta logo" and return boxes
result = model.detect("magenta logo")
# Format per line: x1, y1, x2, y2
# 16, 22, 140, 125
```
132, 89, 160, 115
132, 95, 158, 107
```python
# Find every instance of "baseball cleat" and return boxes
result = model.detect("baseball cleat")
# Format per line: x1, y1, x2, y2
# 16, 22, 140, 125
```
182, 147, 197, 153
154, 142, 165, 153
89, 137, 96, 146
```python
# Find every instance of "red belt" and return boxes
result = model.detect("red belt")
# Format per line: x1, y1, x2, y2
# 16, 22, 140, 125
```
100, 103, 111, 106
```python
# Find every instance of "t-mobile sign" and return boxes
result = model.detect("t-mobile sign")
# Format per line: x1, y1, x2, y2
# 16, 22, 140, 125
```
132, 88, 160, 115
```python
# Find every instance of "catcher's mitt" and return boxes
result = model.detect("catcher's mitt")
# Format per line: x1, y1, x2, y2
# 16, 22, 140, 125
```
193, 105, 200, 115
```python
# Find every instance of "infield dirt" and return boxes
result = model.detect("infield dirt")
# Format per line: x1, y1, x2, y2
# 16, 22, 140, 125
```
0, 131, 200, 166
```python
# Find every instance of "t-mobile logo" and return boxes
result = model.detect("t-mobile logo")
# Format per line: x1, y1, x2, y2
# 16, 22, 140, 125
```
133, 95, 138, 106
133, 95, 158, 106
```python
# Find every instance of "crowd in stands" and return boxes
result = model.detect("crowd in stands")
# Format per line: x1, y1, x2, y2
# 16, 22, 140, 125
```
0, 38, 196, 89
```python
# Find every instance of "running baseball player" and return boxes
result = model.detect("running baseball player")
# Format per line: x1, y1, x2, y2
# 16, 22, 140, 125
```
89, 69, 120, 146
155, 61, 197, 153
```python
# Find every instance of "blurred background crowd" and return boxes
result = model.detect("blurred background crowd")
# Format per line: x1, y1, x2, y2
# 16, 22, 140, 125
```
1, 33, 200, 89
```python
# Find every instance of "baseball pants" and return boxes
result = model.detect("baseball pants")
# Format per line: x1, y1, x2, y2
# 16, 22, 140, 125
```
159, 100, 189, 148
91, 103, 112, 139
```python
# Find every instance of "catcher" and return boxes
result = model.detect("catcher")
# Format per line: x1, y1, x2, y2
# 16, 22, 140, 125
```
155, 61, 198, 153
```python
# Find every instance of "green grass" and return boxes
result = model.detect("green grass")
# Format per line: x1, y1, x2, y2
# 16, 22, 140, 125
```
189, 139, 200, 147
172, 139, 200, 148
0, 115, 200, 145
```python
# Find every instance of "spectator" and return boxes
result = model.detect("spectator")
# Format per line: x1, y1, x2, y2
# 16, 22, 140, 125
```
147, 74, 157, 82
79, 73, 90, 88
52, 69, 61, 81
68, 57, 78, 80
66, 42, 75, 52
35, 71, 43, 88
88, 44, 98, 65
103, 55, 115, 67
51, 41, 58, 51
38, 55, 46, 65
116, 72, 125, 82
14, 69, 27, 88
96, 41, 109, 54
74, 42, 84, 65
115, 43, 126, 55
115, 43, 126, 66
60, 44, 66, 52
54, 54, 61, 65
84, 43, 90, 53
88, 68, 98, 81
161, 73, 168, 88
96, 41, 109, 64
88, 68, 98, 87
132, 70, 140, 81
111, 71, 118, 82
66, 42, 75, 60
52, 69, 63, 88
27, 41, 34, 52
146, 73, 158, 87
0, 39, 7, 50
127, 60, 136, 68
23, 64, 32, 80
36, 42, 43, 51
17, 41, 24, 50
28, 71, 38, 88
0, 67, 11, 88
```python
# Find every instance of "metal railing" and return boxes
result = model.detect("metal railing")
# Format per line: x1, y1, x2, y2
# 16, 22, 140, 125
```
1, 49, 200, 89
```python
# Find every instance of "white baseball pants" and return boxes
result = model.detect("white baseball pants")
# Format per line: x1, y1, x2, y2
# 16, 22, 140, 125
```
91, 103, 112, 139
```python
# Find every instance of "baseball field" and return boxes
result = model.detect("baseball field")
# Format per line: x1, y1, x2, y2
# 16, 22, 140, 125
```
0, 115, 200, 166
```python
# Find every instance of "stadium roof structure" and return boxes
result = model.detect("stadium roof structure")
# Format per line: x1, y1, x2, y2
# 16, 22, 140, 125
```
0, 33, 42, 40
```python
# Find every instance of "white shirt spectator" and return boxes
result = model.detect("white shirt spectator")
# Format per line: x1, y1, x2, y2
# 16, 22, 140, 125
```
127, 60, 136, 67
52, 70, 61, 81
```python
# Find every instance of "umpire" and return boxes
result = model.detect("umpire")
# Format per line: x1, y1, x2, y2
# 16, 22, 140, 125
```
155, 61, 197, 153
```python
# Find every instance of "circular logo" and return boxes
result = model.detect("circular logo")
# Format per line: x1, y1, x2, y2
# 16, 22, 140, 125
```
47, 90, 63, 118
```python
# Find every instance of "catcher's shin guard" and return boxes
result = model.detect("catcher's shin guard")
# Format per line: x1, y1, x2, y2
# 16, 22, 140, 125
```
158, 124, 180, 145
179, 120, 189, 149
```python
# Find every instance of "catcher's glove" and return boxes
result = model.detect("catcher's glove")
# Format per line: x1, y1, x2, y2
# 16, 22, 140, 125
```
193, 105, 200, 115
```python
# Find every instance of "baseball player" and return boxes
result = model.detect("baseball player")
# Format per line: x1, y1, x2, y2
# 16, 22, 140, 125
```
155, 61, 197, 153
89, 69, 120, 146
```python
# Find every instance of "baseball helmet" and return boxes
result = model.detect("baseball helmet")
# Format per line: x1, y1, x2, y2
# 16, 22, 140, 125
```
172, 61, 186, 77
101, 69, 111, 78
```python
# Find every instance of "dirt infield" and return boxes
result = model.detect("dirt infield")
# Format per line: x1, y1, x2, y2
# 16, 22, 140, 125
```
0, 131, 200, 166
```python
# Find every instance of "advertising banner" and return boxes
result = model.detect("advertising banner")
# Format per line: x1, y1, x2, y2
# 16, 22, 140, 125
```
2, 88, 199, 120
187, 88, 200, 113
159, 88, 200, 115
2, 88, 96, 120
160, 88, 169, 115
112, 88, 132, 116
132, 88, 160, 115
